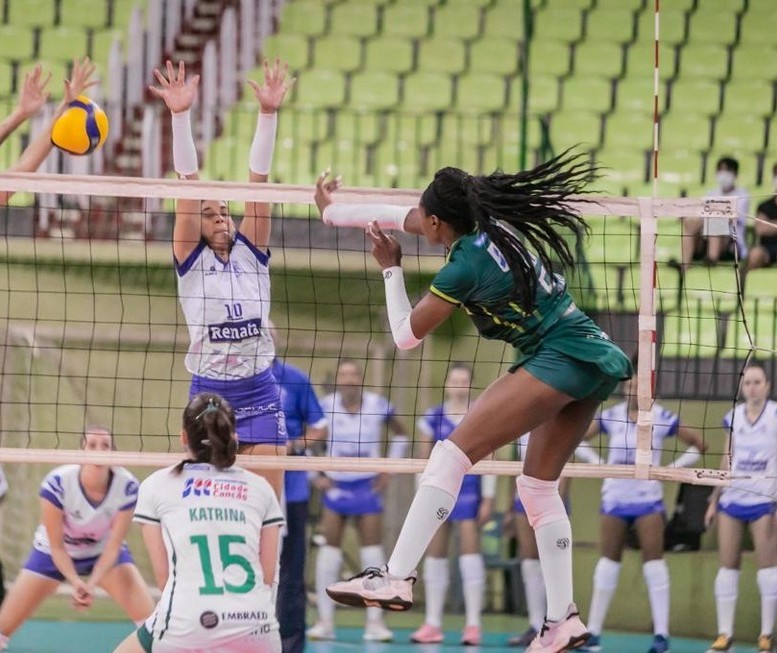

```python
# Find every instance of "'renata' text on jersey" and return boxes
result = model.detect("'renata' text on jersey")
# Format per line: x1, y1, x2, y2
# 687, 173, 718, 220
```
176, 234, 275, 380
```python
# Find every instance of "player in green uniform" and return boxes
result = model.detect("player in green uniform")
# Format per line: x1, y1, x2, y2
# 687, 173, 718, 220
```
316, 152, 632, 653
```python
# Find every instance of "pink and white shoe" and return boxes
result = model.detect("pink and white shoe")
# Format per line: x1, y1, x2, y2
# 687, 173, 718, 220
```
326, 566, 416, 611
461, 625, 482, 646
526, 603, 590, 653
410, 624, 444, 644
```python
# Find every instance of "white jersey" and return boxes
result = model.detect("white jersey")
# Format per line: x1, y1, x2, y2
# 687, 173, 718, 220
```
321, 391, 394, 482
598, 403, 679, 509
720, 401, 777, 506
177, 234, 275, 380
0, 465, 7, 499
34, 464, 139, 559
135, 463, 284, 649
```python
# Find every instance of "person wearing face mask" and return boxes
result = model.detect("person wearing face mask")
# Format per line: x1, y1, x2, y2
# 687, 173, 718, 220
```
681, 156, 750, 269
746, 162, 777, 271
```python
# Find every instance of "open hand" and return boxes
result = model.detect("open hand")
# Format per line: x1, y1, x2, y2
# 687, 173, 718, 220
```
16, 64, 52, 118
315, 169, 342, 217
63, 57, 98, 105
366, 221, 402, 269
704, 502, 717, 530
149, 60, 200, 114
247, 57, 294, 114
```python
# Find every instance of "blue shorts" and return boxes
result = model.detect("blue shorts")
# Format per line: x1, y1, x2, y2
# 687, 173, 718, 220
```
190, 368, 287, 446
601, 500, 665, 525
323, 477, 383, 516
449, 476, 482, 522
23, 545, 134, 581
719, 501, 777, 523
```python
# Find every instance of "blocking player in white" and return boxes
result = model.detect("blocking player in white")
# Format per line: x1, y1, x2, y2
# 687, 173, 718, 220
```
113, 392, 285, 653
0, 427, 153, 650
308, 359, 408, 643
578, 376, 705, 653
149, 58, 292, 498
704, 361, 777, 653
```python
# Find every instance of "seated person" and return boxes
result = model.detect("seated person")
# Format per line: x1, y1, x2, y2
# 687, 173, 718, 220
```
746, 161, 777, 271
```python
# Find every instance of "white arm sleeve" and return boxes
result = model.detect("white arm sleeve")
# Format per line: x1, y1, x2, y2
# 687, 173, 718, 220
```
323, 204, 410, 231
171, 109, 198, 176
671, 445, 701, 468
575, 442, 604, 465
383, 266, 423, 350
481, 475, 497, 499
249, 112, 277, 175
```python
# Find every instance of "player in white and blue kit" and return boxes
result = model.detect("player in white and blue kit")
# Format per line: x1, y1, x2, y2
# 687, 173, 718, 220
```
150, 58, 292, 497
704, 362, 777, 653
0, 428, 153, 650
309, 359, 408, 643
411, 363, 494, 647
579, 376, 705, 653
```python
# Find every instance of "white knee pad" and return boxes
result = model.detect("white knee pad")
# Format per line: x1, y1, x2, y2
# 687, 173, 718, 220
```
515, 474, 566, 529
360, 545, 386, 570
715, 567, 740, 600
419, 440, 473, 498
757, 566, 777, 600
593, 557, 621, 591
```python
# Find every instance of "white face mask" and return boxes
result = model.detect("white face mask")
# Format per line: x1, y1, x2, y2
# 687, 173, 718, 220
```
716, 170, 736, 191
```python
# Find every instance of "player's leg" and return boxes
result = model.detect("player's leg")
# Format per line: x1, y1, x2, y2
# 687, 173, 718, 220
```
111, 630, 146, 653
709, 511, 744, 652
412, 524, 449, 644
0, 569, 60, 643
98, 563, 155, 624
310, 507, 345, 639
509, 510, 545, 647
747, 245, 770, 271
356, 511, 392, 642
635, 512, 671, 653
238, 443, 286, 499
750, 511, 777, 652
458, 519, 485, 645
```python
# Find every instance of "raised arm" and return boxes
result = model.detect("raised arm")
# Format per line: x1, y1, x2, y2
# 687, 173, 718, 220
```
149, 60, 202, 264
0, 64, 51, 148
242, 57, 293, 252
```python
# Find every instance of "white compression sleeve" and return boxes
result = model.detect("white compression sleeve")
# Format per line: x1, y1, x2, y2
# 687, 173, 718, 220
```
671, 445, 700, 468
323, 204, 410, 231
171, 109, 198, 176
383, 266, 422, 350
249, 112, 277, 175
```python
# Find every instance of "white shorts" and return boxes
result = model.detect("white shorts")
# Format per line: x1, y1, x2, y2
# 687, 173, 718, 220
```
137, 625, 281, 653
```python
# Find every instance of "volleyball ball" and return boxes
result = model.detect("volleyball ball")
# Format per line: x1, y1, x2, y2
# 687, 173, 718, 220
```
51, 95, 109, 156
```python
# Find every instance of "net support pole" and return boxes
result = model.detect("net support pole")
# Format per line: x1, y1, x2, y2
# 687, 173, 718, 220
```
635, 197, 658, 480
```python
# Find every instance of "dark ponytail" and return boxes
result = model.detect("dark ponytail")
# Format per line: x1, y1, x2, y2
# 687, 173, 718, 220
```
421, 148, 597, 312
174, 392, 238, 474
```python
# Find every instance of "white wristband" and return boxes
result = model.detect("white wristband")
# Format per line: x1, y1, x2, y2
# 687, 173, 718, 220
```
383, 266, 422, 350
388, 435, 409, 458
671, 445, 701, 468
171, 110, 198, 176
481, 475, 497, 499
249, 112, 277, 175
575, 442, 604, 465
323, 204, 410, 231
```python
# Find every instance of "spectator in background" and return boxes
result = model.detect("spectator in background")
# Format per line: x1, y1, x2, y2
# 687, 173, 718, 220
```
269, 323, 327, 653
746, 162, 777, 271
681, 156, 749, 269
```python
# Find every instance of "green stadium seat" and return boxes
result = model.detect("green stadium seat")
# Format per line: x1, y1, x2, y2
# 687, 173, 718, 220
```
280, 1, 326, 37
387, 114, 439, 147
661, 307, 723, 359
615, 77, 664, 115
533, 7, 584, 43
520, 75, 560, 115
315, 139, 371, 186
678, 43, 729, 81
418, 38, 467, 75
722, 297, 777, 359
432, 5, 481, 40
294, 70, 346, 108
364, 37, 413, 74
714, 115, 766, 153
670, 79, 721, 116
39, 27, 90, 62
562, 77, 613, 114
383, 4, 430, 39
0, 25, 35, 61
545, 0, 593, 8
635, 9, 687, 45
447, 0, 491, 5
528, 41, 570, 78
597, 147, 648, 188
574, 42, 623, 79
658, 149, 703, 193
0, 62, 13, 97
702, 0, 745, 10
91, 29, 123, 63
222, 103, 256, 139
441, 113, 494, 147
333, 112, 382, 145
394, 0, 438, 6
585, 217, 636, 263
739, 11, 777, 46
456, 74, 507, 112
330, 4, 378, 38
661, 114, 712, 152
279, 108, 330, 144
349, 71, 399, 110
746, 269, 777, 299
261, 34, 309, 71
273, 138, 314, 185
603, 112, 654, 150
490, 113, 542, 154
313, 36, 362, 73
483, 3, 527, 40
683, 266, 741, 313
730, 47, 777, 82
596, 0, 644, 8
19, 60, 68, 99
469, 39, 519, 76
585, 9, 636, 44
402, 72, 452, 111
60, 0, 109, 28
688, 8, 738, 45
724, 80, 775, 117
0, 120, 22, 167
374, 139, 423, 188
111, 0, 143, 28
427, 139, 481, 176
655, 221, 684, 265
7, 0, 55, 26
551, 110, 602, 150
204, 137, 240, 181
345, 0, 390, 5
625, 41, 676, 80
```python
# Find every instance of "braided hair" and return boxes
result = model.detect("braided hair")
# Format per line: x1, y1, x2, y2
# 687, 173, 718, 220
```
421, 148, 597, 312
174, 392, 238, 474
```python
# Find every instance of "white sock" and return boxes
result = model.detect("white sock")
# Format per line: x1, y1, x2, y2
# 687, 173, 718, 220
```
315, 545, 342, 625
714, 567, 739, 637
643, 559, 670, 637
459, 553, 485, 628
534, 517, 573, 621
521, 558, 547, 631
757, 566, 777, 636
423, 556, 449, 628
587, 557, 621, 636
361, 545, 388, 625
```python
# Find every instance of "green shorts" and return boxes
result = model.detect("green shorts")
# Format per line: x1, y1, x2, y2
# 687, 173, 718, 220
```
510, 311, 633, 402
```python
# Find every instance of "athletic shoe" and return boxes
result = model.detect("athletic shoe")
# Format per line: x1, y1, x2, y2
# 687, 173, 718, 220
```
461, 625, 482, 646
410, 624, 444, 644
525, 603, 590, 653
759, 634, 775, 653
706, 634, 733, 652
578, 634, 602, 652
509, 627, 539, 647
306, 622, 335, 641
646, 634, 670, 653
326, 566, 416, 611
363, 621, 393, 642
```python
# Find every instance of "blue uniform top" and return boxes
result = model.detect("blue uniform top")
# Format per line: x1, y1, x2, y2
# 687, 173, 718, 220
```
271, 359, 326, 503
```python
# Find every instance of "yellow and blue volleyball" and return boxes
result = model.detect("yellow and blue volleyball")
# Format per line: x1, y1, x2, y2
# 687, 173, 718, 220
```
51, 95, 109, 156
